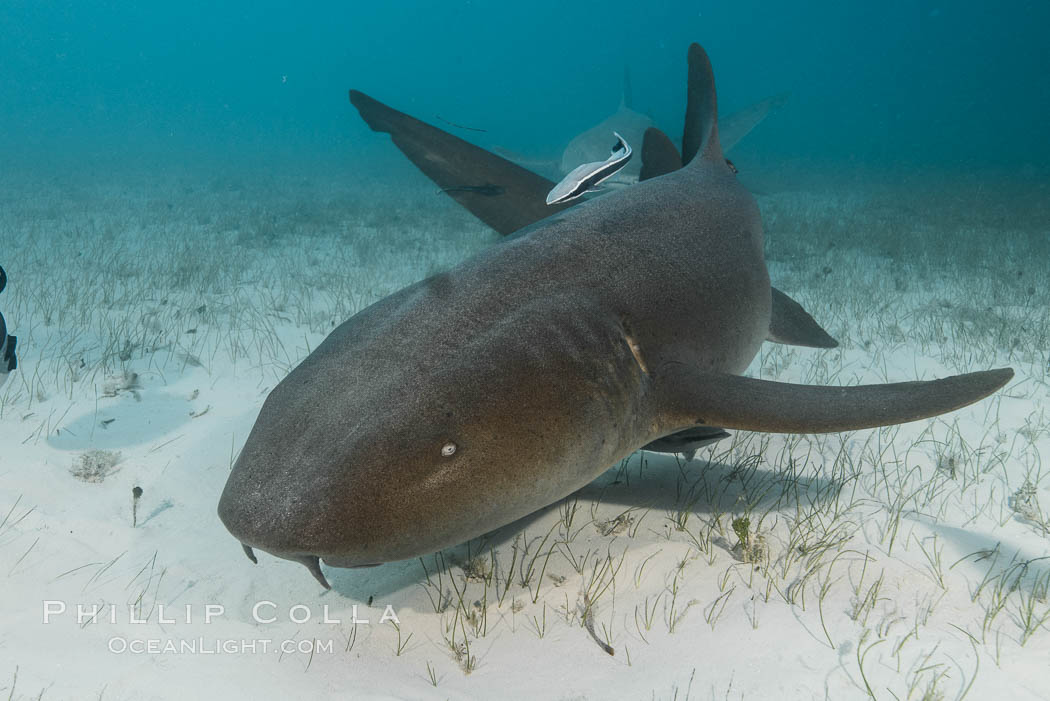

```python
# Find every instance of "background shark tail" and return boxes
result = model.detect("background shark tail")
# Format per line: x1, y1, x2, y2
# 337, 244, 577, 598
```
622, 65, 634, 110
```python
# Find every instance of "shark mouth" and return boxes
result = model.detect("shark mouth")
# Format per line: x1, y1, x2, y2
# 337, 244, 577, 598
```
240, 543, 381, 590
239, 543, 330, 589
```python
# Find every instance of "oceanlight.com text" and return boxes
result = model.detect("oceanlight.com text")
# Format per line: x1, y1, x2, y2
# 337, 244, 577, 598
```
107, 637, 336, 655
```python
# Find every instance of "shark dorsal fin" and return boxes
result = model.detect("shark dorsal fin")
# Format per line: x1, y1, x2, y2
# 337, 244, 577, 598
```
681, 43, 722, 165
639, 128, 683, 181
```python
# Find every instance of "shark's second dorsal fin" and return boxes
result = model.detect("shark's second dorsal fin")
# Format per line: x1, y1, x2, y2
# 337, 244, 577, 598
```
768, 288, 838, 348
639, 128, 683, 181
682, 43, 722, 166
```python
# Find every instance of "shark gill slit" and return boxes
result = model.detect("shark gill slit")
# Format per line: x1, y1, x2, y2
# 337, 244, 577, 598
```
623, 331, 649, 375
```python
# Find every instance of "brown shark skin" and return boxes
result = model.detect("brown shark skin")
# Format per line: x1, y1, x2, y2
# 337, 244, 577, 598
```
220, 44, 765, 573
217, 44, 1012, 587
353, 85, 837, 353
219, 150, 769, 571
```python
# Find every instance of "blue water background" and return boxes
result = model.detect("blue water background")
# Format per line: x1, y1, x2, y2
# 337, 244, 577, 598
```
1, 1, 1047, 175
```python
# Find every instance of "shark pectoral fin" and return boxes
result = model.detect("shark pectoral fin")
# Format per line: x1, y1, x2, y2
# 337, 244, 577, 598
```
661, 368, 1013, 434
490, 146, 563, 179
639, 128, 683, 181
767, 287, 838, 348
348, 90, 569, 236
643, 426, 730, 454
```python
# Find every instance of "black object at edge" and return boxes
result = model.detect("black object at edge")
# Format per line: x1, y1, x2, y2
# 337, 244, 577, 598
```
0, 264, 16, 372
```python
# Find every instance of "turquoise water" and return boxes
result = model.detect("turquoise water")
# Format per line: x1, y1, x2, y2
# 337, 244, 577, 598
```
2, 4, 1050, 699
2, 1, 1047, 173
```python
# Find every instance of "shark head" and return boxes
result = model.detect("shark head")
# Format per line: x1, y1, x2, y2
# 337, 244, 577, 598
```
217, 278, 643, 588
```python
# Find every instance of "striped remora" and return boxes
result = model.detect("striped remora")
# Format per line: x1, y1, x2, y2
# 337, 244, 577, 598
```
545, 132, 632, 205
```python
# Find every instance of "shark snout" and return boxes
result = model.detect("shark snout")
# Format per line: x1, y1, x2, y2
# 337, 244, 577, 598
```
219, 472, 386, 589
222, 499, 333, 589
237, 543, 332, 590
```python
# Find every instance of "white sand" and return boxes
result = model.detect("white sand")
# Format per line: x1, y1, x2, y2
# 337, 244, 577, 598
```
1, 166, 1048, 700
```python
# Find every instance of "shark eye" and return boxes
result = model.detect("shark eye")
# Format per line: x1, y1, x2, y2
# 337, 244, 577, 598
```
441, 442, 457, 457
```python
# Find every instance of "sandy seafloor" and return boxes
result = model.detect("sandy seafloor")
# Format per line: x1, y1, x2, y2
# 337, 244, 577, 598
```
0, 160, 1048, 700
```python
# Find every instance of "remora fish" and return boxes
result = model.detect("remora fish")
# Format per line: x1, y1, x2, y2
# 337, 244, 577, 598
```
545, 132, 632, 205
218, 44, 1013, 589
493, 63, 787, 187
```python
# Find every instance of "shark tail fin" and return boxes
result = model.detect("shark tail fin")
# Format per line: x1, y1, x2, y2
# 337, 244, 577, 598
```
660, 368, 1013, 435
682, 43, 722, 166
